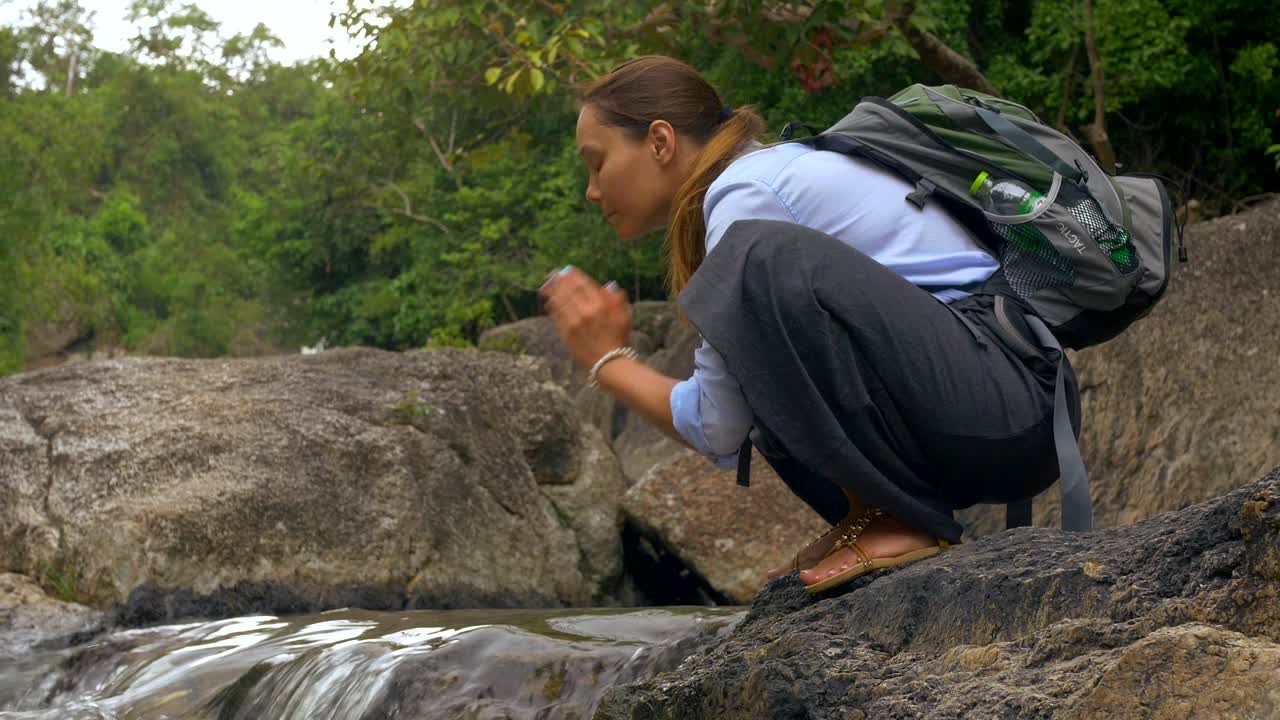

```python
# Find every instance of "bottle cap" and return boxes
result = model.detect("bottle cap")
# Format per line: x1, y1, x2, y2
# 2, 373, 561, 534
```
969, 171, 990, 196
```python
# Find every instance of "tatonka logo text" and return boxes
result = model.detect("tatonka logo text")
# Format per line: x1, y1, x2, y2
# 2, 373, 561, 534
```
1058, 222, 1086, 255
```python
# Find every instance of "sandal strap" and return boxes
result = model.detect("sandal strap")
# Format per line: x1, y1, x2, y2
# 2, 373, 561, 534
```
826, 507, 883, 561
794, 513, 861, 571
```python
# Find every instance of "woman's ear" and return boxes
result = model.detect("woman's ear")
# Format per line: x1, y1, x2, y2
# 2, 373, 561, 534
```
647, 120, 677, 165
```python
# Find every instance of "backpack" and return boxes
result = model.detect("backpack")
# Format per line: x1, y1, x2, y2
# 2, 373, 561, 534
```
781, 84, 1185, 350
758, 84, 1186, 532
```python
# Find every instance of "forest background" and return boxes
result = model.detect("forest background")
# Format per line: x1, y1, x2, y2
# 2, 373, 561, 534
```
1, 0, 1277, 374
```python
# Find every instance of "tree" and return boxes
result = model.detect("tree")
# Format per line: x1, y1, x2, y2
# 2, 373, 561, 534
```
126, 0, 221, 73
17, 0, 95, 94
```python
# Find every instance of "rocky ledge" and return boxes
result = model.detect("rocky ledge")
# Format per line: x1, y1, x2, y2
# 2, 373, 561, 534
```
596, 467, 1280, 719
0, 348, 628, 622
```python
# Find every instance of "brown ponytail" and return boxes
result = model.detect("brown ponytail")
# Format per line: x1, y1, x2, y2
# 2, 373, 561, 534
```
579, 56, 766, 301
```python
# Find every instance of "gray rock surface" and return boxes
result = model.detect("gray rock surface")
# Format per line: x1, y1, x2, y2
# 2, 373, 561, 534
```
0, 573, 104, 661
595, 467, 1280, 719
0, 348, 626, 620
623, 449, 828, 604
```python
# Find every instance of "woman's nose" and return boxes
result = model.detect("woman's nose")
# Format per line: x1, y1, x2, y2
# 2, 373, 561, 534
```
585, 183, 602, 204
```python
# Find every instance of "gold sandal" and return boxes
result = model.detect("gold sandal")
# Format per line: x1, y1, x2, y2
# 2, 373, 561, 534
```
803, 507, 952, 595
782, 515, 857, 575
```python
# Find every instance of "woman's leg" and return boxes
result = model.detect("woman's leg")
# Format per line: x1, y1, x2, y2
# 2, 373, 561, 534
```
680, 220, 1067, 575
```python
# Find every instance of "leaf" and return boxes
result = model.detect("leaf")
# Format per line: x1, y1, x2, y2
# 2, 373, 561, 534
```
503, 67, 524, 94
529, 67, 545, 92
485, 67, 502, 86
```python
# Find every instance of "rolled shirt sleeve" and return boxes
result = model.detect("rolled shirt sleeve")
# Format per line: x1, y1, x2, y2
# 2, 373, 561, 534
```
669, 339, 754, 469
669, 172, 800, 468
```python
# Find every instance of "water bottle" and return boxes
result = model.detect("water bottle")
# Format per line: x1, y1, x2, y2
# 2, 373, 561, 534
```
969, 171, 1050, 256
968, 171, 1046, 216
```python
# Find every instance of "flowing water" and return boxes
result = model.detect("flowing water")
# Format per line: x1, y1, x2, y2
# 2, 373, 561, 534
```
0, 606, 745, 720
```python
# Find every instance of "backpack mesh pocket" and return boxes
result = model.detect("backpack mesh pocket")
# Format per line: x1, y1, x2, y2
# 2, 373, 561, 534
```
990, 221, 1075, 301
1068, 195, 1140, 273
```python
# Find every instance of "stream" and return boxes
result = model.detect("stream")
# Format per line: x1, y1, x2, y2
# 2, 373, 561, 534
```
0, 605, 745, 719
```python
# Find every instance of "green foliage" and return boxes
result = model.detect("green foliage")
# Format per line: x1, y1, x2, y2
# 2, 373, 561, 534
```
43, 561, 82, 604
477, 333, 529, 355
388, 389, 435, 425
0, 0, 1276, 376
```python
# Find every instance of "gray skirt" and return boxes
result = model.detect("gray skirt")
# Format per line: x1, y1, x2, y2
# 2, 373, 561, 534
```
677, 219, 1079, 543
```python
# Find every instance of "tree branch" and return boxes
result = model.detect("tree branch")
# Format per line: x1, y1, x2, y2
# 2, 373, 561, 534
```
891, 1, 996, 94
372, 181, 450, 234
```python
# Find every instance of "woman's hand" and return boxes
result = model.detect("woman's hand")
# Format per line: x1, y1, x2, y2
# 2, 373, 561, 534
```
538, 266, 633, 370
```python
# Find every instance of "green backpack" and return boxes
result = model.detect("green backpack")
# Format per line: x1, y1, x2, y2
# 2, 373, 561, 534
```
777, 84, 1186, 532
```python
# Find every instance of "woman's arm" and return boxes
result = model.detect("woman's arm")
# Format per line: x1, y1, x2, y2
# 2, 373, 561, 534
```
593, 355, 698, 452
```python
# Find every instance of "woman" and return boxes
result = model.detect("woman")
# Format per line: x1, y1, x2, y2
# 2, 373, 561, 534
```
538, 55, 1075, 594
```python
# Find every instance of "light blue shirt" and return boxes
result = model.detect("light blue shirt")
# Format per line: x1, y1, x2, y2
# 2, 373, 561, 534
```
669, 142, 999, 468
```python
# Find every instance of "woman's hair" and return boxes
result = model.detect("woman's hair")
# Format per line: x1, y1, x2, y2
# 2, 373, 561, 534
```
579, 55, 766, 299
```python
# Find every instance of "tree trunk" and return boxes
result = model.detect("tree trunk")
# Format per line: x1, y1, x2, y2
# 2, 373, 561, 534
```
1057, 1, 1082, 134
1081, 0, 1116, 173
894, 16, 997, 95
65, 42, 77, 97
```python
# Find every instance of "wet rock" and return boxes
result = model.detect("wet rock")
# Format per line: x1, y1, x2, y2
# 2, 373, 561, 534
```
0, 573, 104, 661
0, 348, 626, 619
596, 468, 1280, 719
1, 607, 744, 719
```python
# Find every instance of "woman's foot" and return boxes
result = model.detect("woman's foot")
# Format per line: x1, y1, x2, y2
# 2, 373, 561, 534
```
765, 514, 856, 580
798, 512, 939, 588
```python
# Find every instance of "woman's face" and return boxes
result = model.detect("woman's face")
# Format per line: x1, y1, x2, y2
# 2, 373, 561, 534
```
575, 104, 692, 240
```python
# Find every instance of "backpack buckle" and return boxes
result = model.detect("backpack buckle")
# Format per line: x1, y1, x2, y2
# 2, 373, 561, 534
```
905, 179, 936, 209
1073, 158, 1090, 186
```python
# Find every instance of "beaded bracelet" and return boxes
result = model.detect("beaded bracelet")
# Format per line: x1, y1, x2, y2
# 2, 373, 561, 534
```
588, 346, 638, 389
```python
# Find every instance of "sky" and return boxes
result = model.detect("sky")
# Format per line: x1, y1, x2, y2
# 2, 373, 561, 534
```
0, 0, 373, 63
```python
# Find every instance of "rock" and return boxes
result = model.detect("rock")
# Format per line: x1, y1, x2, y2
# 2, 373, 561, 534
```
0, 573, 105, 661
595, 467, 1280, 719
478, 301, 677, 396
623, 449, 829, 603
0, 348, 627, 621
963, 200, 1280, 536
479, 315, 581, 388
539, 424, 625, 591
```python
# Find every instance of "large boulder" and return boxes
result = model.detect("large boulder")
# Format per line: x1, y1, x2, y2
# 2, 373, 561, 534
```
596, 467, 1280, 719
623, 449, 829, 604
963, 199, 1280, 536
0, 348, 626, 621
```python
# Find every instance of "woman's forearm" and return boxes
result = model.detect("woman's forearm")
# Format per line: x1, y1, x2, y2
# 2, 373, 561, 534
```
593, 356, 697, 452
